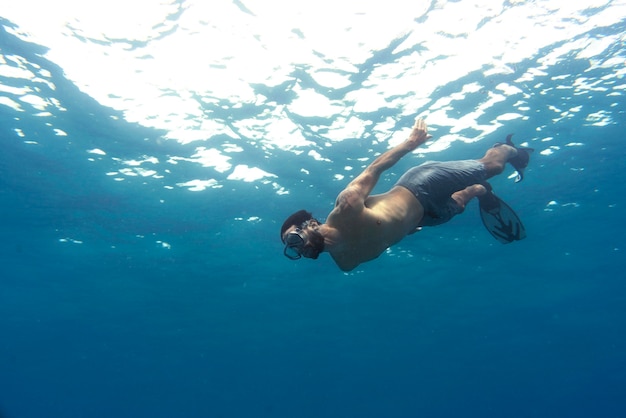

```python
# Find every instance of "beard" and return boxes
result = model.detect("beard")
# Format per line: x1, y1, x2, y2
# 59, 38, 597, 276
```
306, 228, 325, 258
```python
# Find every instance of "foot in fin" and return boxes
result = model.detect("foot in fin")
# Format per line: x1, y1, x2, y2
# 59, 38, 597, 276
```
478, 182, 526, 244
494, 134, 534, 182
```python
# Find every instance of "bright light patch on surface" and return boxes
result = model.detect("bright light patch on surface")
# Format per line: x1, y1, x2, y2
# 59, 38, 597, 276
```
123, 156, 159, 167
0, 62, 34, 79
19, 94, 48, 110
308, 150, 329, 162
135, 168, 158, 177
0, 96, 22, 111
177, 179, 221, 192
118, 168, 138, 177
290, 88, 342, 118
184, 148, 232, 172
59, 237, 83, 244
0, 84, 30, 96
227, 165, 276, 182
585, 110, 613, 126
156, 241, 171, 249
496, 113, 524, 121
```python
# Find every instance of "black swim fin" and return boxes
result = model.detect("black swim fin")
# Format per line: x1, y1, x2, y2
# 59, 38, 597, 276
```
494, 134, 534, 182
478, 183, 526, 244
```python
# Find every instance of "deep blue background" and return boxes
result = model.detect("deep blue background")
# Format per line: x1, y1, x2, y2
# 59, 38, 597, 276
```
1, 17, 626, 418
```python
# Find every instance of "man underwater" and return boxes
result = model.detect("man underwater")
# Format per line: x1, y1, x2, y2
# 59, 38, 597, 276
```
280, 118, 532, 272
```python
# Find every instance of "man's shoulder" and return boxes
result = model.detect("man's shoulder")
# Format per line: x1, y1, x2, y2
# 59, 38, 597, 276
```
334, 186, 365, 212
328, 196, 362, 225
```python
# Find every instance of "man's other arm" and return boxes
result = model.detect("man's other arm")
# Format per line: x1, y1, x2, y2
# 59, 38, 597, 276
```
334, 118, 431, 211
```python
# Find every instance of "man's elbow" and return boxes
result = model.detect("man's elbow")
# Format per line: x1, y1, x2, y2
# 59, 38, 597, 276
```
335, 189, 362, 211
338, 263, 357, 272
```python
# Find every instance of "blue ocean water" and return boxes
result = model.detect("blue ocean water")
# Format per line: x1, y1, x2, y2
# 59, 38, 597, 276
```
1, 6, 626, 418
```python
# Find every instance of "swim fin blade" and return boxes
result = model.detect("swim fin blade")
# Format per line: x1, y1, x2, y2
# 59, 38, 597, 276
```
478, 188, 526, 244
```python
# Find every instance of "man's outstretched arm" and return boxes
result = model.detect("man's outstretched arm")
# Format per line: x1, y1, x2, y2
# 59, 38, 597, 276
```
335, 118, 431, 209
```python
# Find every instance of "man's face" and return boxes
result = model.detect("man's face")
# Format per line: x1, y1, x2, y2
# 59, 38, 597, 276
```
282, 220, 322, 260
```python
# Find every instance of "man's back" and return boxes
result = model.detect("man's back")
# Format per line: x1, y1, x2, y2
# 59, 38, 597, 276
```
325, 186, 424, 271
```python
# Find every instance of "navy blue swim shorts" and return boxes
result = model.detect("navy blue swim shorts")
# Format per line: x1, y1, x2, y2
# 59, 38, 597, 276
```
395, 160, 487, 226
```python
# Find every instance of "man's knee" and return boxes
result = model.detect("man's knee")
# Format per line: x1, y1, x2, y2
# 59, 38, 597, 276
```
479, 146, 514, 176
451, 184, 487, 210
482, 160, 506, 176
451, 194, 467, 211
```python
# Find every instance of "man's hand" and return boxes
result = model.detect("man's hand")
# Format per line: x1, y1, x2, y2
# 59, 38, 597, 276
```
405, 118, 432, 150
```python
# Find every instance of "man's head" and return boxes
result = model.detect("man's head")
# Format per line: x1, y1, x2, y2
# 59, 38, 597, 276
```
280, 209, 325, 260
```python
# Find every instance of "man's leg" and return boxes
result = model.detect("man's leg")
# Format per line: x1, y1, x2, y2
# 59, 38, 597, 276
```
451, 184, 487, 211
448, 144, 516, 211
478, 144, 517, 178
